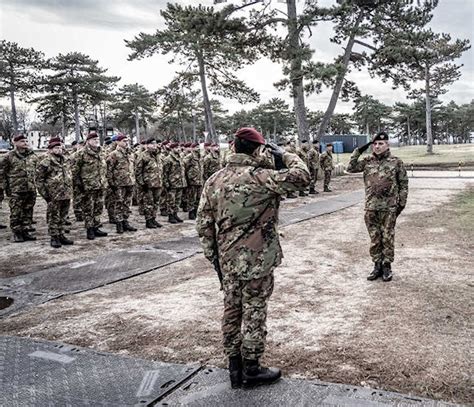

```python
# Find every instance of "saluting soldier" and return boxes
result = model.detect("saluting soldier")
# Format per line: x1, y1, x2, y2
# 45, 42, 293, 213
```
347, 131, 409, 281
71, 132, 108, 240
162, 142, 187, 223
307, 140, 320, 194
183, 142, 203, 220
196, 127, 310, 389
319, 143, 335, 192
36, 137, 74, 248
3, 134, 37, 242
135, 138, 163, 229
106, 134, 137, 234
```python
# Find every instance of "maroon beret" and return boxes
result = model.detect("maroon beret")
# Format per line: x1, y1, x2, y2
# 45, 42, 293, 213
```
116, 134, 128, 142
235, 127, 265, 145
183, 142, 191, 148
13, 134, 27, 142
86, 132, 99, 141
48, 137, 62, 149
169, 142, 178, 148
191, 143, 199, 148
204, 142, 212, 147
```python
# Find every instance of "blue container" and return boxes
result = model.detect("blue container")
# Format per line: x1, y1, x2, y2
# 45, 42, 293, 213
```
332, 141, 344, 153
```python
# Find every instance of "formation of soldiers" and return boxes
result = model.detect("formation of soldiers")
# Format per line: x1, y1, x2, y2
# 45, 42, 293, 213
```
0, 133, 224, 248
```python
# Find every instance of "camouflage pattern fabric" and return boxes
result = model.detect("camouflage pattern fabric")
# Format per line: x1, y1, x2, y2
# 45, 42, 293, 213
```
105, 187, 117, 222
82, 189, 103, 228
46, 199, 70, 236
2, 149, 37, 195
135, 150, 163, 188
69, 150, 83, 220
162, 151, 187, 189
346, 149, 409, 211
35, 154, 72, 202
308, 146, 320, 190
319, 150, 334, 171
71, 145, 107, 191
143, 187, 162, 221
202, 152, 220, 182
184, 151, 203, 211
323, 170, 332, 189
8, 192, 36, 232
166, 188, 183, 215
222, 273, 274, 359
186, 186, 201, 212
364, 210, 397, 264
114, 186, 134, 222
106, 146, 135, 188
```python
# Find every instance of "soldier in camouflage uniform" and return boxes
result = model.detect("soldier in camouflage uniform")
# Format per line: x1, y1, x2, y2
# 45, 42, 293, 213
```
36, 137, 74, 248
135, 138, 163, 229
162, 142, 187, 223
196, 127, 310, 389
202, 142, 221, 182
70, 140, 85, 221
183, 142, 203, 220
284, 140, 298, 198
103, 136, 118, 224
106, 134, 137, 234
71, 132, 108, 240
2, 135, 37, 242
0, 151, 7, 229
347, 131, 409, 281
307, 140, 320, 194
159, 141, 170, 216
319, 143, 335, 192
296, 140, 310, 196
180, 142, 192, 213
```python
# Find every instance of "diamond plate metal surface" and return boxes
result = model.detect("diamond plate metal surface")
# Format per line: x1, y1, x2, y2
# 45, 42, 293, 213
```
0, 336, 200, 407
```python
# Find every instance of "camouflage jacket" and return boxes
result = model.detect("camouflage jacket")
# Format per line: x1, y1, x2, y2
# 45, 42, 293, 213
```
36, 153, 72, 201
196, 152, 310, 280
72, 144, 107, 191
347, 149, 408, 211
319, 150, 334, 171
162, 151, 187, 189
203, 153, 221, 181
0, 153, 5, 191
184, 151, 203, 186
2, 148, 37, 195
106, 146, 135, 187
135, 149, 163, 188
307, 147, 320, 171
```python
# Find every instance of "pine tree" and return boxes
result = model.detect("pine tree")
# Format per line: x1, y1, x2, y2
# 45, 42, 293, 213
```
352, 94, 391, 135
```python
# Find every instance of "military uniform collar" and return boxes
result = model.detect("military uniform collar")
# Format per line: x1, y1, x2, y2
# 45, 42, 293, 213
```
227, 153, 260, 167
373, 150, 391, 160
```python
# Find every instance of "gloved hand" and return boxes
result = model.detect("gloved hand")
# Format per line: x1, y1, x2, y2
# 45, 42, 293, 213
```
358, 141, 373, 154
396, 205, 405, 217
142, 184, 149, 193
266, 142, 286, 170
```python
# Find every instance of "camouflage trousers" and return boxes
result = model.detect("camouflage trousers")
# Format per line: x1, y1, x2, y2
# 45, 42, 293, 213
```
9, 191, 36, 232
72, 185, 84, 220
143, 187, 161, 221
222, 273, 274, 360
0, 188, 5, 225
82, 189, 104, 229
46, 199, 70, 236
105, 186, 117, 222
323, 170, 332, 189
136, 186, 146, 216
166, 188, 183, 215
159, 188, 168, 214
186, 186, 201, 211
309, 168, 319, 190
364, 210, 397, 264
180, 187, 189, 212
115, 186, 134, 222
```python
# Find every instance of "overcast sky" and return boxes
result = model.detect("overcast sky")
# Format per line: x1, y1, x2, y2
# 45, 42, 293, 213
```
1, 0, 473, 116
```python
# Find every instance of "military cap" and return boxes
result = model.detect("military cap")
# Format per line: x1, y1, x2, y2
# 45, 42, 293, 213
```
71, 140, 78, 146
86, 132, 99, 140
116, 134, 128, 142
169, 142, 179, 148
104, 136, 112, 145
301, 139, 308, 143
312, 139, 319, 144
13, 134, 27, 142
326, 142, 333, 147
48, 137, 62, 149
204, 142, 212, 148
184, 142, 192, 148
191, 142, 199, 148
372, 131, 389, 142
235, 127, 265, 145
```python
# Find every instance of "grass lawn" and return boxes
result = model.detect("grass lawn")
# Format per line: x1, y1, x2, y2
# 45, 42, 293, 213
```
334, 143, 474, 166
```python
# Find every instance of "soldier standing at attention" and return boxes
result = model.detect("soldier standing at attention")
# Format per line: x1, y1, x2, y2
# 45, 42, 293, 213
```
183, 142, 203, 220
307, 140, 320, 194
196, 127, 310, 389
347, 131, 408, 281
297, 140, 310, 196
135, 138, 163, 229
162, 142, 187, 224
203, 142, 221, 182
319, 142, 335, 192
3, 134, 37, 242
70, 140, 85, 222
0, 151, 7, 229
36, 137, 74, 248
106, 134, 137, 234
72, 132, 108, 240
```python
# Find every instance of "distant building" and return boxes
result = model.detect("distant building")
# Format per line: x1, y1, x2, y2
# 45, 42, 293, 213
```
320, 134, 370, 153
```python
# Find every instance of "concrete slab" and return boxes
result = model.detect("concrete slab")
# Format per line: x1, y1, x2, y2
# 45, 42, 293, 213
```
0, 336, 200, 407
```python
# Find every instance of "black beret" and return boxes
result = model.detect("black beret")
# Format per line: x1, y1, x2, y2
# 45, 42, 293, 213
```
312, 139, 319, 144
373, 131, 389, 142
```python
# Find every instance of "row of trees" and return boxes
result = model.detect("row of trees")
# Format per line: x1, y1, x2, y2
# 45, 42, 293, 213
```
0, 0, 471, 151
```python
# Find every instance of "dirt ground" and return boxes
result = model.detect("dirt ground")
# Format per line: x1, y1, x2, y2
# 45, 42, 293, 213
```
0, 174, 472, 404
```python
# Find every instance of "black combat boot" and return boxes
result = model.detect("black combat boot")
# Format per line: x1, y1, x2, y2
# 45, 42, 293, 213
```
116, 221, 124, 234
309, 187, 319, 195
152, 219, 163, 228
59, 234, 74, 245
122, 220, 137, 232
287, 192, 297, 199
382, 263, 393, 282
299, 191, 308, 197
50, 236, 62, 248
0, 224, 7, 229
174, 213, 184, 223
168, 214, 178, 224
367, 262, 382, 281
93, 227, 108, 237
229, 354, 243, 389
22, 231, 37, 241
13, 231, 25, 243
242, 359, 281, 388
146, 219, 157, 229
324, 186, 332, 192
86, 227, 96, 240
188, 210, 196, 220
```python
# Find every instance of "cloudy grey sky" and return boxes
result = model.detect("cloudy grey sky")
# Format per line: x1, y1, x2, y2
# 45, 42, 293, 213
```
1, 0, 473, 115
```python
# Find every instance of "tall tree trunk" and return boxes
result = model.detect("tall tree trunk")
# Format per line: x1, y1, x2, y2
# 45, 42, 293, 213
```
425, 65, 433, 154
406, 116, 411, 145
196, 49, 216, 142
72, 87, 81, 142
192, 112, 197, 143
10, 88, 18, 134
61, 111, 67, 139
317, 12, 363, 140
287, 0, 309, 142
135, 110, 140, 142
102, 102, 107, 145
